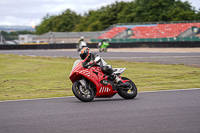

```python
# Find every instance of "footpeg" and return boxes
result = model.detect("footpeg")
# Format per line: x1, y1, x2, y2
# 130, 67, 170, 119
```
100, 79, 108, 86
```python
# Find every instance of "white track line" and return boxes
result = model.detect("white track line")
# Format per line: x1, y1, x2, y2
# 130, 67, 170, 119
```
139, 88, 200, 93
0, 96, 74, 103
103, 56, 200, 59
0, 88, 200, 103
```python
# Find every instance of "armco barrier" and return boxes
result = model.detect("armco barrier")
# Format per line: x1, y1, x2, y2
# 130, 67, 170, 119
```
0, 41, 200, 50
91, 37, 200, 43
108, 41, 200, 48
0, 43, 98, 50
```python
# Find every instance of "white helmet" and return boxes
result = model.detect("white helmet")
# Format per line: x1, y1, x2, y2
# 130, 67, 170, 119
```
80, 36, 84, 39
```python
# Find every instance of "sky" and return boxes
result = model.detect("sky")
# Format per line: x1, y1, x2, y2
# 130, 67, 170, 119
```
0, 0, 199, 27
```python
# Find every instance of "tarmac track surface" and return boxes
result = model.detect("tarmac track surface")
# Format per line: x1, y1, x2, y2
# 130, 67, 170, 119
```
0, 49, 200, 66
0, 89, 200, 133
0, 49, 200, 133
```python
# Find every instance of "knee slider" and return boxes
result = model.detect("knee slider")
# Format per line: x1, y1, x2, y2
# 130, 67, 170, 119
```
102, 65, 113, 75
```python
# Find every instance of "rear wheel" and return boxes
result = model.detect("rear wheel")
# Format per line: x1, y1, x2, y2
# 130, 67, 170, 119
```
117, 77, 137, 99
72, 80, 95, 102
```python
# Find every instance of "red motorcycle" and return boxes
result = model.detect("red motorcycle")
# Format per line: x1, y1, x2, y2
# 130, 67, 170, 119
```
69, 59, 137, 102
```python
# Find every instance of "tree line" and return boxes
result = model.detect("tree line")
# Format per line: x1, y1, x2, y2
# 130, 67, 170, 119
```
35, 0, 200, 35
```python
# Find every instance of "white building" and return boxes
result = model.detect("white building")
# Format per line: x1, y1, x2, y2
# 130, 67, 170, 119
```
18, 34, 38, 44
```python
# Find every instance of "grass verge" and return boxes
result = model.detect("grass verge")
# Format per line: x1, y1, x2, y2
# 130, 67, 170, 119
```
0, 54, 200, 101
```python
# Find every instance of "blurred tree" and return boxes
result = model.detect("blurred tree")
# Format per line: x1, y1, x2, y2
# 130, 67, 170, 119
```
36, 9, 81, 34
35, 0, 200, 34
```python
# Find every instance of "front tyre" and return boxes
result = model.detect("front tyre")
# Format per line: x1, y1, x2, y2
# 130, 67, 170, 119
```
72, 80, 95, 102
118, 77, 137, 99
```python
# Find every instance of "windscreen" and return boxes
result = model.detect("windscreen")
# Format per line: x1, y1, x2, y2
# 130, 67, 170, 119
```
72, 59, 82, 70
70, 59, 82, 76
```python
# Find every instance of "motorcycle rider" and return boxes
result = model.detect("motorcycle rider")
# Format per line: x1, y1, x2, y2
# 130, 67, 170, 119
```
79, 47, 122, 83
79, 36, 84, 43
98, 39, 109, 52
77, 36, 87, 51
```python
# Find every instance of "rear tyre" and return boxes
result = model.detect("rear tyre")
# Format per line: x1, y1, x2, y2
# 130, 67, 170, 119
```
118, 77, 137, 99
72, 80, 95, 102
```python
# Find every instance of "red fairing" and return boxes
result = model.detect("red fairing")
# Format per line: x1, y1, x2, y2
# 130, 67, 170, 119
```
69, 61, 84, 82
69, 61, 116, 98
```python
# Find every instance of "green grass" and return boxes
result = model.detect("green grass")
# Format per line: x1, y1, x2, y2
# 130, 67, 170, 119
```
0, 54, 200, 101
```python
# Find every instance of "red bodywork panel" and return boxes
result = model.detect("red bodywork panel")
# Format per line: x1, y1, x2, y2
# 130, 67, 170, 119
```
69, 60, 116, 98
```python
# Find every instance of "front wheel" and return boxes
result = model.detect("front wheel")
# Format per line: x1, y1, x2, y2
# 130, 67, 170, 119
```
118, 77, 137, 99
72, 80, 95, 102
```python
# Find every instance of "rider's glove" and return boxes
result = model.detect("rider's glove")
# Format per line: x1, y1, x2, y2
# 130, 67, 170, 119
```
89, 61, 96, 67
86, 61, 96, 68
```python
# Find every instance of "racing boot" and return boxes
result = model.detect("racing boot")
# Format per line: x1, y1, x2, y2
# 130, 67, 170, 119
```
111, 73, 122, 84
115, 75, 122, 84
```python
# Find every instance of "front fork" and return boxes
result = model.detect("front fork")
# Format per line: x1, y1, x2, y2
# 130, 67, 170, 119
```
79, 78, 87, 88
79, 78, 94, 95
